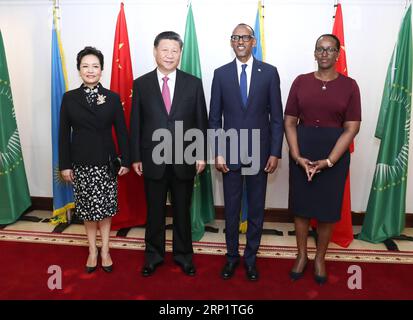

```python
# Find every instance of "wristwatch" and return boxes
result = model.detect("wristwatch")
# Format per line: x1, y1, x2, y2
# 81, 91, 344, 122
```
326, 158, 334, 168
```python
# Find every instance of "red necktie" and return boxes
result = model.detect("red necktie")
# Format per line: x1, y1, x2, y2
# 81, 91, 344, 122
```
161, 76, 171, 114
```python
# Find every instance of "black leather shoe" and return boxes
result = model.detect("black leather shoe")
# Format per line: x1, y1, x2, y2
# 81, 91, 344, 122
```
246, 265, 259, 281
177, 263, 196, 276
141, 262, 162, 277
221, 262, 239, 280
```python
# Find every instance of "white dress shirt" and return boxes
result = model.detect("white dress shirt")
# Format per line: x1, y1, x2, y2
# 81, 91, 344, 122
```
236, 55, 253, 96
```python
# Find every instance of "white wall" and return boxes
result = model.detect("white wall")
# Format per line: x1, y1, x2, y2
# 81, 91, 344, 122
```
0, 0, 412, 213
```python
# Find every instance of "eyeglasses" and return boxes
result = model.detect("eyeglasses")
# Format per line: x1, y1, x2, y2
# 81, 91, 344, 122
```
231, 35, 254, 42
315, 47, 338, 55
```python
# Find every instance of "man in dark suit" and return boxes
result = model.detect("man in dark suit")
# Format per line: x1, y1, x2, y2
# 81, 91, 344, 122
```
130, 31, 208, 277
209, 24, 283, 281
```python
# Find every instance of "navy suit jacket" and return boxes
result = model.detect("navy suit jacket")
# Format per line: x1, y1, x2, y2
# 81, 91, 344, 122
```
208, 58, 283, 171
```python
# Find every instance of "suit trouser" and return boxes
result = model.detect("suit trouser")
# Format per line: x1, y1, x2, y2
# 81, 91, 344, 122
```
223, 168, 268, 267
143, 165, 194, 266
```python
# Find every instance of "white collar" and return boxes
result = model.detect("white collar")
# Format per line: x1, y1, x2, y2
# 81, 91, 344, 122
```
157, 68, 176, 82
236, 55, 254, 70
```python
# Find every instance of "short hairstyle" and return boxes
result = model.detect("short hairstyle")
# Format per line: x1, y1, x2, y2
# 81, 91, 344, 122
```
76, 46, 104, 70
154, 31, 183, 49
233, 23, 255, 37
315, 34, 341, 51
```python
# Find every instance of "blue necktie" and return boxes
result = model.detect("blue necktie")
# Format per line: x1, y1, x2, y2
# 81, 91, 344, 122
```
240, 64, 248, 108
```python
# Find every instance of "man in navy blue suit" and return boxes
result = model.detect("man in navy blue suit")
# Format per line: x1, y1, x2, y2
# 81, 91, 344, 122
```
209, 23, 283, 281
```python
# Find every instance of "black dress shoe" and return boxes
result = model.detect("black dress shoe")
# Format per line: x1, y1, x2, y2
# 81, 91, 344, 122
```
141, 263, 161, 277
221, 262, 239, 280
246, 265, 259, 281
177, 263, 196, 276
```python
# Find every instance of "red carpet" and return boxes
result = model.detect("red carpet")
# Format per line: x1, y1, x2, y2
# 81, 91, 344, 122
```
1, 240, 412, 300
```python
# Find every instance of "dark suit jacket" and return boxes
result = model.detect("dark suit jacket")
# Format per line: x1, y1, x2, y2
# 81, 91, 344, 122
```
208, 58, 284, 171
130, 69, 208, 180
59, 85, 130, 170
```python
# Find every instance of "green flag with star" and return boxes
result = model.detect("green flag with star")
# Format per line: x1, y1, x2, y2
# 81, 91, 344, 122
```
0, 30, 31, 224
181, 3, 215, 241
359, 5, 412, 243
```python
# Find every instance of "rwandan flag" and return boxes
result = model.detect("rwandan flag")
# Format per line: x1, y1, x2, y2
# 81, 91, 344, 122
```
240, 1, 266, 233
51, 5, 74, 224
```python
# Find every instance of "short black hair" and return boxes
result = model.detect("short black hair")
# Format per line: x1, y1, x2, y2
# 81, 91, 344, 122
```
234, 23, 255, 37
154, 31, 183, 49
315, 34, 340, 51
76, 46, 104, 70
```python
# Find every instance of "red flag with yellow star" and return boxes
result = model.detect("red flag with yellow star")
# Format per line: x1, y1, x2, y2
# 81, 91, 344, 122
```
110, 2, 146, 229
331, 3, 354, 247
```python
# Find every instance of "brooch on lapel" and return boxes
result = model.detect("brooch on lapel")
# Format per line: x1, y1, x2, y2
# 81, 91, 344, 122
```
97, 94, 107, 105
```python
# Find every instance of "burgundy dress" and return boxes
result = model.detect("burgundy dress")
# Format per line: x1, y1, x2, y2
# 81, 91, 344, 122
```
284, 72, 361, 222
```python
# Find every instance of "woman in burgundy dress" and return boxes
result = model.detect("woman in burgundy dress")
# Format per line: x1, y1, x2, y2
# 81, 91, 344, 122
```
284, 34, 361, 284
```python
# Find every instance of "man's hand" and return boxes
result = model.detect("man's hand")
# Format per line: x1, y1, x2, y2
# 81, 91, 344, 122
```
264, 156, 278, 174
215, 156, 229, 173
196, 160, 206, 174
132, 162, 143, 176
118, 167, 130, 176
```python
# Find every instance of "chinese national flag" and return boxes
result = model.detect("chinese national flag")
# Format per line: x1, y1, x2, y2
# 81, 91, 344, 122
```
110, 2, 147, 229
311, 3, 353, 247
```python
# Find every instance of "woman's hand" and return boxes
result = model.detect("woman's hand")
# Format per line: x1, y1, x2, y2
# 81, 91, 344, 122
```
61, 169, 74, 183
118, 166, 129, 176
296, 157, 315, 182
307, 159, 329, 181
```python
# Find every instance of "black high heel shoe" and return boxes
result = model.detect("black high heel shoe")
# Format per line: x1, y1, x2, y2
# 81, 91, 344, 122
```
289, 258, 308, 281
102, 264, 113, 273
101, 251, 113, 273
314, 273, 327, 285
85, 247, 99, 274
314, 262, 328, 285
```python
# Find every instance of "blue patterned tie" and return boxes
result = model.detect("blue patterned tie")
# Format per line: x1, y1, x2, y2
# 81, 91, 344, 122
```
240, 64, 248, 108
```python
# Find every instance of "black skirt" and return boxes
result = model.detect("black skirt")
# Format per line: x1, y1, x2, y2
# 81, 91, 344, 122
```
288, 125, 350, 223
73, 164, 118, 221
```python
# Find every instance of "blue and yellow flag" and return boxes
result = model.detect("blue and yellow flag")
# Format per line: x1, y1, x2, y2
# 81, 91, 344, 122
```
240, 1, 266, 233
252, 0, 266, 61
51, 5, 74, 224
